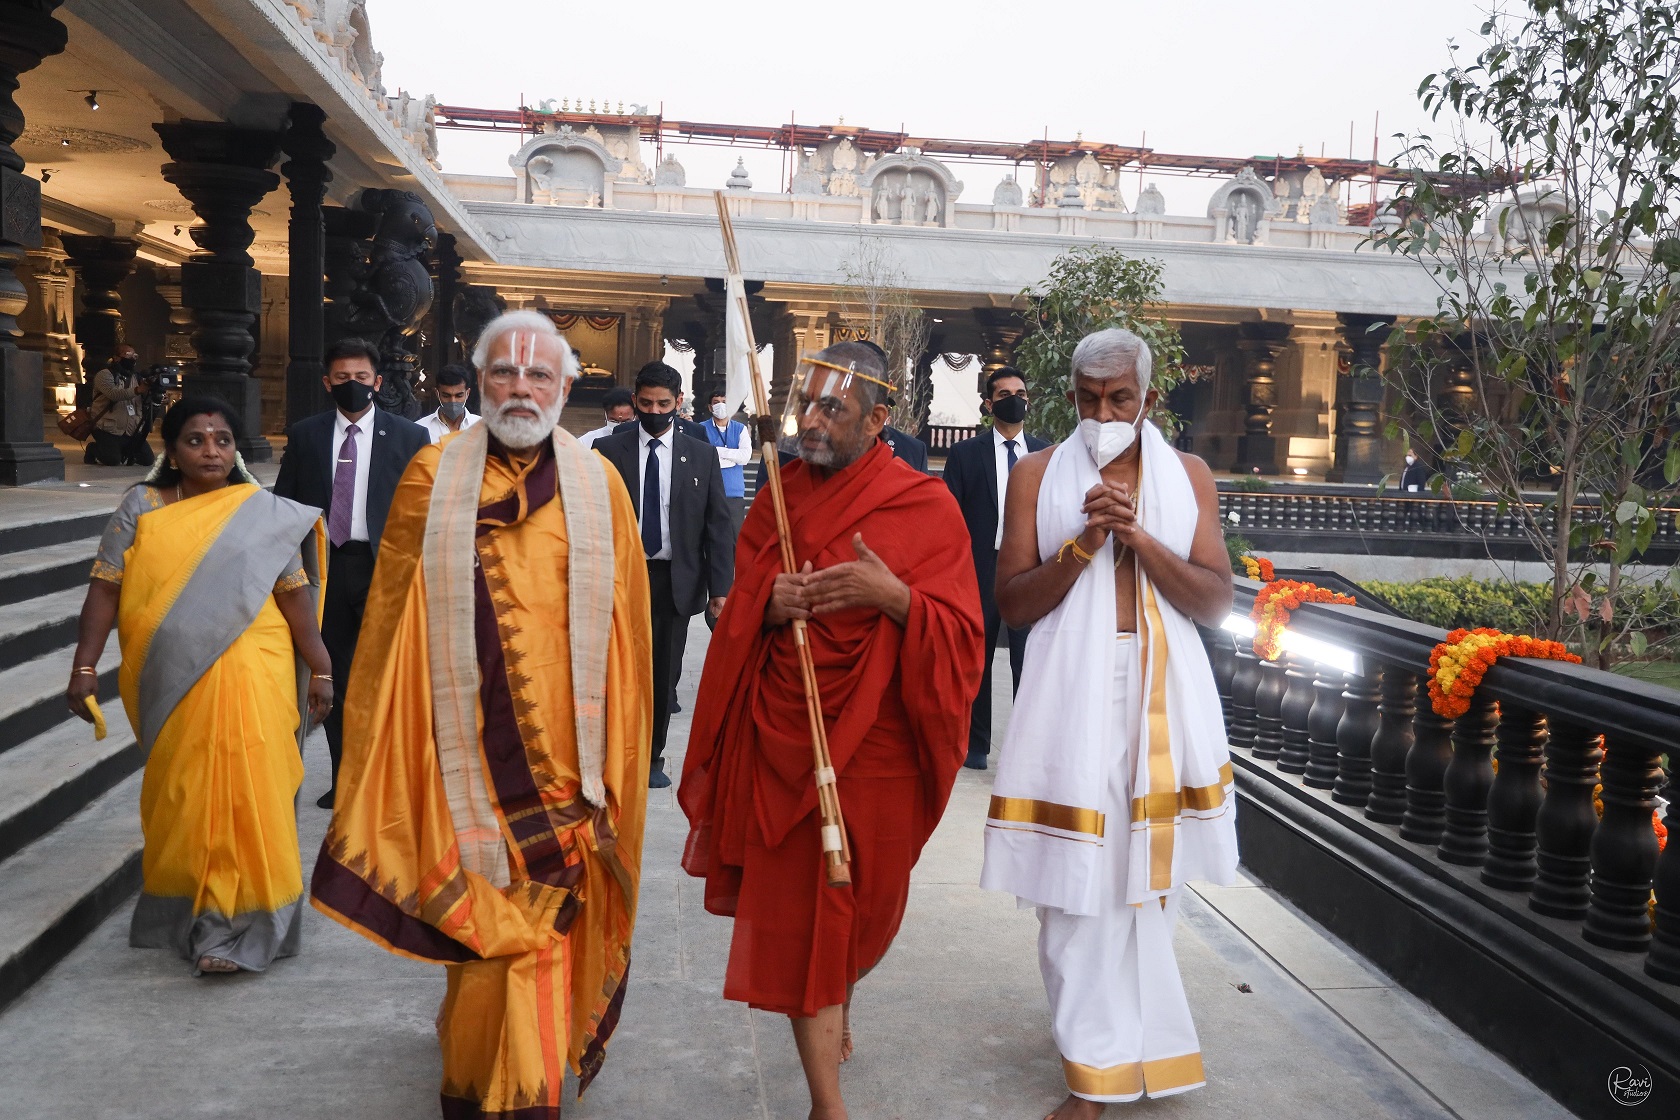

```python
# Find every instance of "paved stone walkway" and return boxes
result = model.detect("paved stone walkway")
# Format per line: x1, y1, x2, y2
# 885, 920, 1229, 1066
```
0, 631, 1577, 1119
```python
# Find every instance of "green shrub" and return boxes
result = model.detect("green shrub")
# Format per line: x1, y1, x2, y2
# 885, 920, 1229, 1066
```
1363, 576, 1551, 634
1226, 532, 1255, 575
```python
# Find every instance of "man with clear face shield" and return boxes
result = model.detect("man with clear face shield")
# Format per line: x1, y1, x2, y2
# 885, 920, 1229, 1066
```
312, 309, 653, 1119
682, 341, 984, 1120
981, 328, 1238, 1118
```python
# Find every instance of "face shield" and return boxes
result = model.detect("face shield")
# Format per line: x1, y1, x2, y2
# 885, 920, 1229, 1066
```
779, 355, 895, 461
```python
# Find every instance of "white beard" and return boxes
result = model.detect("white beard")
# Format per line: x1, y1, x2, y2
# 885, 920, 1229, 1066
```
482, 395, 564, 450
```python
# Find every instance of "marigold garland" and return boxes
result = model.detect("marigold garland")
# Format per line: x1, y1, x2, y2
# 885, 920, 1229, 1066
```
1426, 627, 1581, 719
1249, 579, 1356, 661
1239, 554, 1275, 582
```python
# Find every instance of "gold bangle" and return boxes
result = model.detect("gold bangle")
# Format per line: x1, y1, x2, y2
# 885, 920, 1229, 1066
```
1057, 537, 1096, 565
72, 666, 98, 677
312, 673, 333, 682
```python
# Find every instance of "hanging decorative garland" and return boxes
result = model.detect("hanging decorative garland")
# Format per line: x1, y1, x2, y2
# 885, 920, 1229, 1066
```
1250, 579, 1356, 661
1426, 627, 1580, 719
1239, 554, 1275, 582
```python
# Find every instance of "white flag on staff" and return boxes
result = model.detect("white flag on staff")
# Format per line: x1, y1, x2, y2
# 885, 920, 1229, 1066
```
724, 273, 753, 416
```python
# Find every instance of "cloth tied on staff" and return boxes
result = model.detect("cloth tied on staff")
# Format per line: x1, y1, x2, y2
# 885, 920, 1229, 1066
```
980, 420, 1238, 914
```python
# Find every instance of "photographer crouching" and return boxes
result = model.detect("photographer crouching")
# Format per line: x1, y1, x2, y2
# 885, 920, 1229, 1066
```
84, 346, 177, 467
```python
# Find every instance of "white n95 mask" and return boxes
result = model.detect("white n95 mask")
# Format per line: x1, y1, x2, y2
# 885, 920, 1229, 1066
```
1079, 414, 1143, 469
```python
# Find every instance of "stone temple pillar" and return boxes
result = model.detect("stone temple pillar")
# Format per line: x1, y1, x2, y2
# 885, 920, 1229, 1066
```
151, 267, 196, 368
976, 309, 1025, 393
156, 120, 283, 462
622, 300, 669, 385
428, 231, 460, 376
1235, 321, 1292, 475
281, 102, 334, 429
0, 0, 68, 484
60, 234, 138, 376
1328, 313, 1394, 483
18, 226, 80, 412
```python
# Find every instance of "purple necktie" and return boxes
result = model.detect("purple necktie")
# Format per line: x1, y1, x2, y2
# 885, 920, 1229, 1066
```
328, 423, 360, 548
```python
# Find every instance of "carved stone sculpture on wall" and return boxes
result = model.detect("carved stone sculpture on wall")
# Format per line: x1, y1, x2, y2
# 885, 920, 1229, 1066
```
993, 176, 1024, 207
898, 178, 919, 224
1207, 167, 1279, 244
510, 125, 621, 205
454, 285, 506, 359
790, 151, 824, 195
861, 151, 962, 228
654, 154, 686, 187
324, 189, 436, 417
1135, 182, 1166, 215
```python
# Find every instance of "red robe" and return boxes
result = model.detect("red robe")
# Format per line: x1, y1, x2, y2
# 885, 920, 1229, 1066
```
680, 440, 984, 1016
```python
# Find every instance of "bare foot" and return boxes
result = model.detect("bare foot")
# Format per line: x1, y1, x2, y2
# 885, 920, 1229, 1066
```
197, 955, 239, 974
1046, 1094, 1105, 1120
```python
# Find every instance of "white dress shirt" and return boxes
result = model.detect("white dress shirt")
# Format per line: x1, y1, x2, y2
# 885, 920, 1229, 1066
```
710, 419, 752, 466
418, 409, 480, 444
993, 427, 1024, 550
579, 422, 618, 450
333, 407, 375, 543
637, 420, 673, 561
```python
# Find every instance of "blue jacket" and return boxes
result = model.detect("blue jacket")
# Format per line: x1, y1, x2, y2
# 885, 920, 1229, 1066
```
704, 419, 747, 498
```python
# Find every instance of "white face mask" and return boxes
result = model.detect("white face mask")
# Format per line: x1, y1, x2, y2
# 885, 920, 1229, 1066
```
711, 402, 730, 420
1079, 413, 1144, 469
1404, 454, 1417, 465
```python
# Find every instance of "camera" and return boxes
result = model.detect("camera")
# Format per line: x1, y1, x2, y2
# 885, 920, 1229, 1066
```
142, 364, 180, 403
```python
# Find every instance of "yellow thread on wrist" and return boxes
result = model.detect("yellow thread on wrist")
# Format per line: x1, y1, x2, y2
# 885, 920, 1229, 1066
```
1058, 538, 1096, 565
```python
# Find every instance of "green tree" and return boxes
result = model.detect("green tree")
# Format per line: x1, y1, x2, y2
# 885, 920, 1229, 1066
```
1013, 246, 1186, 443
1373, 0, 1680, 666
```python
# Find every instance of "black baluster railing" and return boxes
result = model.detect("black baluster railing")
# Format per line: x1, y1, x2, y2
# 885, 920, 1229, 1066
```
1529, 718, 1603, 920
1205, 626, 1236, 725
1227, 645, 1261, 752
1483, 705, 1546, 891
1333, 662, 1382, 806
1253, 656, 1288, 762
1439, 694, 1498, 866
1366, 670, 1417, 824
1584, 734, 1666, 952
1277, 651, 1315, 773
1648, 815, 1680, 982
1303, 666, 1346, 789
1402, 697, 1456, 846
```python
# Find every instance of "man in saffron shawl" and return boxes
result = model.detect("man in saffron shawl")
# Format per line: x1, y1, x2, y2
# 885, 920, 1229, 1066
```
311, 310, 652, 1120
982, 329, 1237, 1119
681, 341, 984, 1120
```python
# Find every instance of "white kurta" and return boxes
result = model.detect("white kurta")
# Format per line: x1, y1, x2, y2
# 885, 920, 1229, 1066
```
1036, 633, 1204, 1102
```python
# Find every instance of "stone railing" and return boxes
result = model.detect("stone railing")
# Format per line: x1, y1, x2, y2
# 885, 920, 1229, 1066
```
1219, 487, 1680, 563
1211, 582, 1677, 978
1205, 581, 1679, 1107
922, 424, 978, 452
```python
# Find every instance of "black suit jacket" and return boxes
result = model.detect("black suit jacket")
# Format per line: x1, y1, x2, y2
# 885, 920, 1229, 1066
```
942, 428, 1050, 601
595, 425, 735, 616
273, 407, 431, 553
883, 425, 928, 473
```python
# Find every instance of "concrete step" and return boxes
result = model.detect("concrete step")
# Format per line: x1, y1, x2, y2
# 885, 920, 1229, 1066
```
0, 713, 142, 865
0, 589, 85, 676
0, 508, 109, 559
0, 643, 121, 758
0, 539, 98, 609
0, 771, 142, 1013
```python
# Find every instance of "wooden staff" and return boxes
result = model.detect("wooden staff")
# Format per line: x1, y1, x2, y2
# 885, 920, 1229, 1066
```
713, 191, 852, 887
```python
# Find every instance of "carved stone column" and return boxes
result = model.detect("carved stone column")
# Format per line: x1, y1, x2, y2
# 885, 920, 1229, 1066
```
156, 120, 284, 462
976, 308, 1025, 394
1327, 313, 1394, 483
427, 230, 460, 376
622, 300, 670, 385
1235, 321, 1291, 474
771, 309, 830, 418
281, 102, 334, 428
150, 267, 195, 368
18, 225, 79, 411
60, 234, 138, 376
0, 0, 68, 484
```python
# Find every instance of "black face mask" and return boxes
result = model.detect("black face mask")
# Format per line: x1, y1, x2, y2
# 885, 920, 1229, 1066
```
638, 410, 674, 437
116, 358, 137, 374
991, 395, 1029, 425
331, 379, 375, 414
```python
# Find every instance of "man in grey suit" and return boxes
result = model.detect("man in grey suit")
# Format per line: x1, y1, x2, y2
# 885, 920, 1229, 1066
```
593, 362, 735, 787
273, 336, 430, 806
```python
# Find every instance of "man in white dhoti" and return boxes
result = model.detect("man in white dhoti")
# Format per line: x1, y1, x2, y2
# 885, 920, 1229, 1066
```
981, 328, 1238, 1119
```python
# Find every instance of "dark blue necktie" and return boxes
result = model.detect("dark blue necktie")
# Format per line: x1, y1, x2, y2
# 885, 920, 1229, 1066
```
1005, 438, 1019, 471
642, 437, 662, 557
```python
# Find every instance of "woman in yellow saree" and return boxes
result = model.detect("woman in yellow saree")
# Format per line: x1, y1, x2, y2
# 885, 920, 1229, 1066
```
65, 398, 334, 976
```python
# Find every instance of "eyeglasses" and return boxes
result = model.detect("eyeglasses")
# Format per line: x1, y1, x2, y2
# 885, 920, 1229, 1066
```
485, 366, 558, 387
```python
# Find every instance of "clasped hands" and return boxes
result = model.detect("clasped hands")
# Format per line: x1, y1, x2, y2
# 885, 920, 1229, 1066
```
765, 534, 911, 627
1076, 480, 1141, 556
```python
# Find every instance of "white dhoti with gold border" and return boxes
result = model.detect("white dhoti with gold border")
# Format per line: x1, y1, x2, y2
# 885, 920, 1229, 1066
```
1036, 633, 1204, 1101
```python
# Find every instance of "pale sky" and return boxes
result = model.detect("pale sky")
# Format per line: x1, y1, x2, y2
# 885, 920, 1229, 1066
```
366, 0, 1495, 420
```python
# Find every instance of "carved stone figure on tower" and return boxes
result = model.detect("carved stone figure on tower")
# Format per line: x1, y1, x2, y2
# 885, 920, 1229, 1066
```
899, 177, 919, 225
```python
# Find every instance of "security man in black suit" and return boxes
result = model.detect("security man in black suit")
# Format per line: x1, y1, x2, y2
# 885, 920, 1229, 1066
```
942, 366, 1049, 769
882, 423, 929, 472
593, 361, 734, 788
273, 336, 430, 806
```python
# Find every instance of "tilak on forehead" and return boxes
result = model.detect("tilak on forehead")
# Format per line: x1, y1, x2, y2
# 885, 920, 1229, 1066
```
504, 330, 540, 374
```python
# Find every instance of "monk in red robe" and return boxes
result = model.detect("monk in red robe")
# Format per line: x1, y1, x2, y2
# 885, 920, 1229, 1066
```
681, 342, 984, 1119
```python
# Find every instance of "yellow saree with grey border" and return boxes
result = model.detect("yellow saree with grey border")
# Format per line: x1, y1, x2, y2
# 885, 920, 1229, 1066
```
311, 424, 652, 1120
